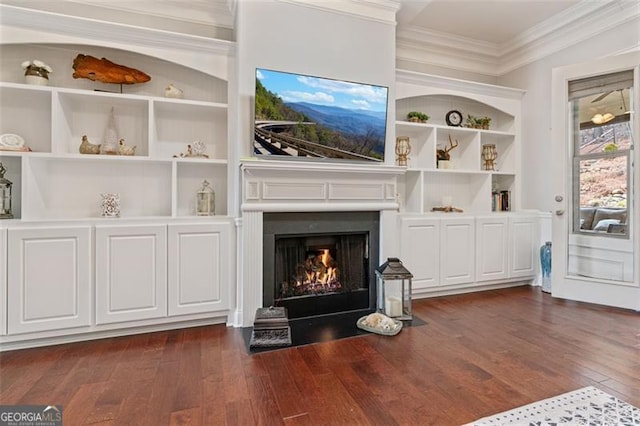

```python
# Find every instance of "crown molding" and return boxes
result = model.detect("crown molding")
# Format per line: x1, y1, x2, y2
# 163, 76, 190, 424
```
396, 69, 525, 100
0, 4, 236, 56
63, 0, 235, 30
396, 26, 500, 77
498, 0, 640, 74
277, 0, 401, 25
396, 38, 498, 77
397, 0, 640, 77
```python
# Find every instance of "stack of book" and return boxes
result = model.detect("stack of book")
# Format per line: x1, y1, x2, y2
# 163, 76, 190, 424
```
492, 190, 511, 211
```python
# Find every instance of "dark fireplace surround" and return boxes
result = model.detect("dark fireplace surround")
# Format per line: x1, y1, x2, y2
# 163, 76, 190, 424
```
263, 211, 379, 319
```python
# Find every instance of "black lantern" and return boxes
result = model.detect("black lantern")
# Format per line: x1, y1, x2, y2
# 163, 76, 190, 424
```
0, 162, 13, 219
376, 257, 413, 320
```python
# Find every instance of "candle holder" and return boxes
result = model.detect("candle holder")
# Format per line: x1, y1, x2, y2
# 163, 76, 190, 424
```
395, 136, 411, 166
482, 144, 498, 171
196, 180, 215, 216
376, 257, 413, 320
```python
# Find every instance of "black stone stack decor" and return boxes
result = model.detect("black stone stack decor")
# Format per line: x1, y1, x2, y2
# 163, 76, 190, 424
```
249, 306, 292, 349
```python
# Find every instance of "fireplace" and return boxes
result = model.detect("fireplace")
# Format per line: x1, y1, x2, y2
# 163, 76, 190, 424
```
263, 211, 379, 319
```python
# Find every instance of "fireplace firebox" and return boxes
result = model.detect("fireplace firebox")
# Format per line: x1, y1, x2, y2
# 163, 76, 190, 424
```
263, 211, 379, 319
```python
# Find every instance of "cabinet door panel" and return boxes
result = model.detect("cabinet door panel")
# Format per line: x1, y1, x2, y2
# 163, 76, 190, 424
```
440, 218, 475, 285
168, 223, 230, 316
7, 226, 91, 334
509, 216, 537, 278
400, 218, 439, 290
476, 218, 508, 282
96, 225, 167, 324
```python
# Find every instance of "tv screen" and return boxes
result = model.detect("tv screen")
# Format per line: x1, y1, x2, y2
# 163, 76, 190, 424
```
254, 68, 388, 162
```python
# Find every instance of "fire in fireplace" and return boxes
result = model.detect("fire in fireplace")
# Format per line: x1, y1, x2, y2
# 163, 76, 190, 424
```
283, 247, 342, 296
264, 211, 379, 319
275, 233, 368, 301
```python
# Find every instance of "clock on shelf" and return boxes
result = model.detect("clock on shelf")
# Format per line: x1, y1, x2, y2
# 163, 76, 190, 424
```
445, 110, 463, 127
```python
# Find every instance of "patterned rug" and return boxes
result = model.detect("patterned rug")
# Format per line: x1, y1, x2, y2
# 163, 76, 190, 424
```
467, 386, 640, 425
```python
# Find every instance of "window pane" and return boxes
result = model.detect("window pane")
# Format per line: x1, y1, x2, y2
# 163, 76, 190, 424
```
576, 156, 628, 235
577, 121, 632, 156
575, 87, 632, 156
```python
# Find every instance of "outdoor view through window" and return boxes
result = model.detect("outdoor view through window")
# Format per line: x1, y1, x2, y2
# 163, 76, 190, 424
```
571, 73, 633, 237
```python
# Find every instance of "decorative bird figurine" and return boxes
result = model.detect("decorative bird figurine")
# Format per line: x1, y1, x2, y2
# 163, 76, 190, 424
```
164, 83, 183, 99
79, 135, 101, 154
117, 139, 136, 156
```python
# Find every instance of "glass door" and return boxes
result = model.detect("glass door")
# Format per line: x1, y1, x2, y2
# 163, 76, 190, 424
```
551, 53, 639, 310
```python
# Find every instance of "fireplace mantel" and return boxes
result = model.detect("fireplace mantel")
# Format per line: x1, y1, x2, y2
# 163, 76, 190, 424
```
235, 159, 404, 327
241, 159, 404, 212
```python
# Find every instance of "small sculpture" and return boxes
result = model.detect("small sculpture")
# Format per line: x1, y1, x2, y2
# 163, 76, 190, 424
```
22, 59, 53, 86
79, 135, 101, 154
164, 84, 183, 99
117, 139, 136, 156
72, 54, 151, 85
437, 135, 459, 162
101, 193, 120, 217
101, 107, 119, 155
173, 140, 209, 158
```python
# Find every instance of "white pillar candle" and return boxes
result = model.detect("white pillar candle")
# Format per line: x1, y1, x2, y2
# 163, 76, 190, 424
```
385, 296, 402, 317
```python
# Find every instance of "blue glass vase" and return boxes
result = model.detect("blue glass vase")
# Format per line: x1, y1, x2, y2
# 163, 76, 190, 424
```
540, 241, 552, 293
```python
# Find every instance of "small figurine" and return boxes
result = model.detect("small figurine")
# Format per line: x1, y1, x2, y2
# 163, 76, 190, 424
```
164, 84, 183, 99
117, 139, 136, 156
173, 140, 209, 158
79, 135, 101, 154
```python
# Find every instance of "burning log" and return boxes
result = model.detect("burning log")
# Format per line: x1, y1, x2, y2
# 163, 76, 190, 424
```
72, 54, 151, 85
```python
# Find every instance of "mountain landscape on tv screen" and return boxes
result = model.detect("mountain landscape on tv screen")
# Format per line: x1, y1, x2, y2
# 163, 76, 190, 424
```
254, 74, 387, 161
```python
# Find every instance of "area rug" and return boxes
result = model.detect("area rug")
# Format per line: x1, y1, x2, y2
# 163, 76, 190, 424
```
467, 386, 640, 425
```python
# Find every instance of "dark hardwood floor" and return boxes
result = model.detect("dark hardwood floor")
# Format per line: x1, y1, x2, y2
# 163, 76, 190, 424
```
1, 286, 639, 425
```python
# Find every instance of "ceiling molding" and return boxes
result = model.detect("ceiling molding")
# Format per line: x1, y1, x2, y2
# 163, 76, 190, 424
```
397, 0, 640, 77
498, 0, 640, 74
0, 4, 236, 56
396, 36, 498, 77
396, 69, 525, 100
62, 0, 236, 30
277, 0, 401, 25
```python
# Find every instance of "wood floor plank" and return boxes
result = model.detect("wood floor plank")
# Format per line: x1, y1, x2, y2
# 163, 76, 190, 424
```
1, 286, 639, 425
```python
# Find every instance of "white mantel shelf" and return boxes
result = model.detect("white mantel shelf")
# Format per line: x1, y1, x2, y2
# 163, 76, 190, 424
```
240, 159, 405, 213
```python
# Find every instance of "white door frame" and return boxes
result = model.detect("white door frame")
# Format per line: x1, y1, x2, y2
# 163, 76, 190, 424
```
551, 52, 640, 310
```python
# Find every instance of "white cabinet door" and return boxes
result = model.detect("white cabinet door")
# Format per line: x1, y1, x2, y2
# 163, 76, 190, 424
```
7, 226, 91, 334
399, 217, 439, 291
440, 217, 475, 286
0, 228, 6, 336
476, 216, 508, 282
168, 223, 230, 316
509, 215, 538, 278
95, 224, 167, 324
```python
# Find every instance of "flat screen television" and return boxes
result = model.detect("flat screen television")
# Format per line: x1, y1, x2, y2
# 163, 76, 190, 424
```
254, 68, 388, 162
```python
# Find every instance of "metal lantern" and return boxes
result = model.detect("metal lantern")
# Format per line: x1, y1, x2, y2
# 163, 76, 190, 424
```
0, 162, 13, 219
395, 136, 411, 166
196, 180, 215, 216
376, 257, 413, 320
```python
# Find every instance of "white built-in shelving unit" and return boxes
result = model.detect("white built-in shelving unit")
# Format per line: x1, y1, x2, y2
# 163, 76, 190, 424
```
0, 52, 229, 221
0, 6, 236, 349
395, 73, 523, 215
395, 71, 537, 298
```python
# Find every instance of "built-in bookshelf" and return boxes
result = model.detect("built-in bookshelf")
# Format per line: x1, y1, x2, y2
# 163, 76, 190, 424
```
395, 70, 524, 215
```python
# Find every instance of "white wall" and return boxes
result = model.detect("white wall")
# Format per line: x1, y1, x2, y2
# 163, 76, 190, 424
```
498, 18, 640, 212
234, 0, 397, 161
